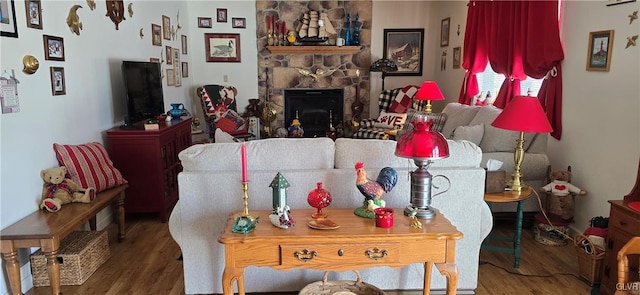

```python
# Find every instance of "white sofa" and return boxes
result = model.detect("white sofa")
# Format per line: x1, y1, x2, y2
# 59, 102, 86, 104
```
169, 137, 492, 294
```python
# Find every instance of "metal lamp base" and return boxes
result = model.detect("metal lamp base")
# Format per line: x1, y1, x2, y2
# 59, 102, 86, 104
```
404, 159, 436, 220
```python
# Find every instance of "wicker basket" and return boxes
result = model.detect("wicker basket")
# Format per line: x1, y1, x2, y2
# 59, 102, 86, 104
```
574, 234, 605, 286
299, 271, 386, 295
30, 231, 110, 286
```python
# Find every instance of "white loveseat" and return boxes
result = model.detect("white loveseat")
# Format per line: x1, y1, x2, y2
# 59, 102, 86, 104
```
169, 137, 492, 294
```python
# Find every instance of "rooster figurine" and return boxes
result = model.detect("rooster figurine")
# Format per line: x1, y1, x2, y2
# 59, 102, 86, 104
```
354, 162, 398, 218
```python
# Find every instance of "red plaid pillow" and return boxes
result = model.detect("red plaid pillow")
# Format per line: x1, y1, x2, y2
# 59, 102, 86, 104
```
388, 85, 419, 113
53, 142, 127, 192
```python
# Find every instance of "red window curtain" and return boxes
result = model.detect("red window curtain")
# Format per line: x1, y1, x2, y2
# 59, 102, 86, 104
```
458, 0, 564, 139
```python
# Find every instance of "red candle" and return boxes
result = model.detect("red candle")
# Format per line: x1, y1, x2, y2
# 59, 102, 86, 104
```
241, 143, 248, 182
266, 15, 271, 30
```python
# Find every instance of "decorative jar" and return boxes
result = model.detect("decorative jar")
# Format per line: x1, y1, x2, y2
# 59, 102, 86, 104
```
307, 182, 332, 219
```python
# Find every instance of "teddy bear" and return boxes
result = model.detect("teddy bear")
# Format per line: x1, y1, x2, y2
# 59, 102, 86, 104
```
541, 170, 587, 221
40, 167, 96, 212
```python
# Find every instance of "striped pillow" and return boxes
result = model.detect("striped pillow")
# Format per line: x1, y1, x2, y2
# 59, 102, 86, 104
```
53, 142, 127, 192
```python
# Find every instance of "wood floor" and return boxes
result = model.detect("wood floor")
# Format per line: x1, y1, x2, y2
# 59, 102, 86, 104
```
26, 215, 594, 295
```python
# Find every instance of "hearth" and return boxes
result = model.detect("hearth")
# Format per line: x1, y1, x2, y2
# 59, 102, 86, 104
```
284, 89, 344, 138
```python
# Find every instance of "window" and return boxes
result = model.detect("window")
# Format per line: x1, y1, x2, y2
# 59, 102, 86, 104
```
475, 63, 544, 104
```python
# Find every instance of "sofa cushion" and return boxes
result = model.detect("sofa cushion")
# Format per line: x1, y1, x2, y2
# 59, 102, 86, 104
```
53, 142, 127, 192
441, 103, 481, 139
452, 124, 484, 146
374, 111, 407, 129
469, 106, 535, 152
388, 85, 419, 113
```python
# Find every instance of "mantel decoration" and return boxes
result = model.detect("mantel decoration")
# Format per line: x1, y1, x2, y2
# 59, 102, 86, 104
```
268, 172, 294, 229
232, 143, 258, 234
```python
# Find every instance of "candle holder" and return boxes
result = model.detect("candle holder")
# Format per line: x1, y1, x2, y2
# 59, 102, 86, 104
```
232, 181, 258, 234
267, 29, 274, 46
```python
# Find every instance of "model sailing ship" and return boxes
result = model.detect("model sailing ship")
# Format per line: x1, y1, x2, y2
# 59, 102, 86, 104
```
295, 10, 336, 43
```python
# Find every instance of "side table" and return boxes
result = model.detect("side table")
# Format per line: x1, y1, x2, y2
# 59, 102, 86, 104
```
481, 187, 533, 268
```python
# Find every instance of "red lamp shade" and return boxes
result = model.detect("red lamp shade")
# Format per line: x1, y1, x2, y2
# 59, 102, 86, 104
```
415, 81, 445, 101
491, 96, 553, 133
395, 116, 449, 161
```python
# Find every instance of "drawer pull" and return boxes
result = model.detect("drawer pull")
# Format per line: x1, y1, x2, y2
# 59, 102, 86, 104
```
338, 249, 344, 256
619, 220, 628, 226
294, 249, 317, 262
365, 248, 388, 260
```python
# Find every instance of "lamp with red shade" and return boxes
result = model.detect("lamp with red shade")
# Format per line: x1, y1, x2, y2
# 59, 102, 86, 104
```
491, 96, 553, 192
395, 113, 450, 219
415, 81, 445, 113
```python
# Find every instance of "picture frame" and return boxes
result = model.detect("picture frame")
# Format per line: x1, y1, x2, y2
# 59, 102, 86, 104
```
152, 24, 162, 46
217, 8, 228, 23
173, 48, 181, 87
162, 15, 171, 40
382, 28, 424, 76
166, 69, 175, 86
198, 17, 212, 28
205, 33, 241, 62
150, 58, 160, 63
181, 62, 189, 78
165, 46, 173, 65
586, 30, 614, 72
452, 46, 461, 69
1, 0, 18, 37
440, 17, 450, 47
49, 67, 66, 95
181, 35, 188, 54
43, 35, 65, 61
232, 18, 246, 29
25, 0, 42, 30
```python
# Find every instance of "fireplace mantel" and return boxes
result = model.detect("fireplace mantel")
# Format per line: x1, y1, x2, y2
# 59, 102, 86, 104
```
266, 46, 362, 55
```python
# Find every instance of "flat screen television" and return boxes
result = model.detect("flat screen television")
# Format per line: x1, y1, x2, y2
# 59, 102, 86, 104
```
121, 61, 165, 126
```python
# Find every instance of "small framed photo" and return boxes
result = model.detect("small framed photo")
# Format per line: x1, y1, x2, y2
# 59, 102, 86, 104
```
205, 33, 241, 62
181, 35, 188, 54
232, 18, 246, 29
165, 46, 173, 65
43, 35, 65, 61
217, 8, 228, 23
25, 0, 42, 29
198, 17, 212, 28
383, 28, 424, 76
162, 15, 171, 40
452, 46, 461, 69
49, 67, 66, 95
150, 57, 160, 63
166, 69, 175, 86
586, 30, 614, 72
152, 24, 162, 46
440, 17, 450, 47
181, 62, 189, 78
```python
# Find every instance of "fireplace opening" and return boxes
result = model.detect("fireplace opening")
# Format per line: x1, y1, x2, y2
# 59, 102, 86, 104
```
284, 89, 344, 138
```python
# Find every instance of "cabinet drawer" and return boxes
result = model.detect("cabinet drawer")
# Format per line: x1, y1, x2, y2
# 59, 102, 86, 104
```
281, 243, 399, 267
609, 209, 640, 235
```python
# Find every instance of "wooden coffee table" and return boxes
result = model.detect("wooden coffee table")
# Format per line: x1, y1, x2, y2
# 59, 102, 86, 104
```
218, 208, 463, 295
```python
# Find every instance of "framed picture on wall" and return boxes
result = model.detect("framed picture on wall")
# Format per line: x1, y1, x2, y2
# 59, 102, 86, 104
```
586, 30, 614, 72
198, 17, 212, 28
217, 8, 228, 22
181, 35, 188, 54
1, 0, 18, 37
50, 67, 65, 95
152, 24, 162, 46
440, 17, 450, 47
165, 46, 173, 65
232, 18, 246, 29
166, 69, 175, 86
452, 47, 461, 69
173, 48, 181, 87
181, 62, 189, 78
43, 35, 64, 61
205, 33, 241, 62
382, 28, 424, 76
162, 15, 171, 40
25, 0, 42, 29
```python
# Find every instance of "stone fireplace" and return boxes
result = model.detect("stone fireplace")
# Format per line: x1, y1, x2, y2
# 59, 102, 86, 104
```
256, 1, 372, 136
284, 88, 344, 138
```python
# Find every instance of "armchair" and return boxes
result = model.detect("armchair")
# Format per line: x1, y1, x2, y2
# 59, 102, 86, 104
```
352, 85, 425, 140
197, 84, 251, 142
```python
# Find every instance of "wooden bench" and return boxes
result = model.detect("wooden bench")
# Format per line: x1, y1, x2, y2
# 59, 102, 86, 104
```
0, 184, 128, 295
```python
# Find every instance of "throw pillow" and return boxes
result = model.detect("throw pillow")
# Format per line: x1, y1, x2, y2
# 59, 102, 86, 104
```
440, 103, 481, 139
53, 142, 127, 193
214, 128, 238, 143
388, 85, 419, 113
452, 124, 484, 146
374, 111, 407, 129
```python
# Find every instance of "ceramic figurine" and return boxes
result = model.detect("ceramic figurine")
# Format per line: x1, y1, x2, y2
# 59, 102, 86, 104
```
268, 173, 294, 229
353, 162, 398, 218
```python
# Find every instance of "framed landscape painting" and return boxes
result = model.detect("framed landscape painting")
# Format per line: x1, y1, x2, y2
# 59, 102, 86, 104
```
586, 30, 614, 72
383, 28, 424, 76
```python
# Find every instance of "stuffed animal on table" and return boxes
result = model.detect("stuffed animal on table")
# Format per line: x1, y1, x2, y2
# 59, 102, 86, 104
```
541, 170, 587, 221
40, 167, 96, 212
354, 162, 397, 218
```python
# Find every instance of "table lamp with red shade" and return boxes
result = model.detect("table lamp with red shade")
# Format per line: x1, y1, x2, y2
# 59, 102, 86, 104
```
491, 96, 553, 192
415, 81, 445, 113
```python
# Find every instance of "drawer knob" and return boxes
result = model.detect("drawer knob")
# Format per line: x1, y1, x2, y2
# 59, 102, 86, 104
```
365, 247, 388, 260
294, 249, 317, 262
338, 249, 344, 256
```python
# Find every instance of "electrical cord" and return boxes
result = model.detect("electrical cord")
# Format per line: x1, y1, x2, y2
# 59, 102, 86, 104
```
478, 260, 591, 284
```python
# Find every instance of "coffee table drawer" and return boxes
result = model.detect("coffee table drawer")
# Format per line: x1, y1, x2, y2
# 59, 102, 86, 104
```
280, 243, 400, 267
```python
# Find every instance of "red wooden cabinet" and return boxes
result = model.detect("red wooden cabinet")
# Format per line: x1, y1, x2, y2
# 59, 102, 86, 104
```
106, 118, 192, 222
